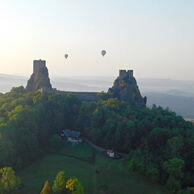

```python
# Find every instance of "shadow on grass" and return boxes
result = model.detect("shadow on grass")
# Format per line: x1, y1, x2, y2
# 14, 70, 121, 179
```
56, 149, 96, 165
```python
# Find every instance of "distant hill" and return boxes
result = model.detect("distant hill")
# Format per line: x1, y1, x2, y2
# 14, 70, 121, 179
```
0, 74, 194, 118
139, 78, 194, 97
0, 74, 27, 93
145, 92, 194, 119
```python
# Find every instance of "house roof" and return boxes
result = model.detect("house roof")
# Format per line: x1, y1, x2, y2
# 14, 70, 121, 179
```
62, 129, 81, 138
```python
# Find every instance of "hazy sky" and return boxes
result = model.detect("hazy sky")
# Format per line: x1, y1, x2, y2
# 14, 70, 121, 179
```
0, 0, 194, 80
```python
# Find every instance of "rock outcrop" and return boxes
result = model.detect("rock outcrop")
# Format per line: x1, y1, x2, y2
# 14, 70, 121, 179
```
108, 70, 146, 107
25, 60, 146, 107
26, 60, 52, 92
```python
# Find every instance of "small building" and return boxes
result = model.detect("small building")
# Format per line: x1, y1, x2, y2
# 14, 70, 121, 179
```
61, 129, 82, 144
106, 149, 115, 158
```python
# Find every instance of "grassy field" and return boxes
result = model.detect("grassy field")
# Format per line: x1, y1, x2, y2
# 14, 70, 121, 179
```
18, 142, 168, 194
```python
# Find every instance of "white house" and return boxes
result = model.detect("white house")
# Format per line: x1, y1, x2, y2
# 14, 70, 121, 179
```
61, 129, 82, 144
106, 149, 115, 158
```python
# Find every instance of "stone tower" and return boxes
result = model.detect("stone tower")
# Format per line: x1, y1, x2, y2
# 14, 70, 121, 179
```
33, 60, 46, 74
108, 69, 146, 107
26, 60, 52, 92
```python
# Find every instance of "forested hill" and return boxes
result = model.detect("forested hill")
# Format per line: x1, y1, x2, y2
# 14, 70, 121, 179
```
0, 87, 194, 193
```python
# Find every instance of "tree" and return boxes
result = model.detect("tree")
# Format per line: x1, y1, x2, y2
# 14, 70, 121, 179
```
127, 150, 145, 173
166, 136, 183, 158
0, 167, 20, 193
163, 158, 185, 192
145, 165, 159, 182
52, 171, 67, 193
0, 140, 16, 167
66, 178, 84, 194
49, 134, 63, 152
40, 181, 52, 194
163, 158, 185, 178
97, 92, 111, 100
166, 177, 181, 193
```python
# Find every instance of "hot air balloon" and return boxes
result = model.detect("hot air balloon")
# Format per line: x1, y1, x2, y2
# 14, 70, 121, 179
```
101, 50, 106, 57
64, 54, 68, 59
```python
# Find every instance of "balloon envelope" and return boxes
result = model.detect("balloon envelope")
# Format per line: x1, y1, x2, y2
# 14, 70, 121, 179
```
64, 54, 68, 59
101, 50, 106, 57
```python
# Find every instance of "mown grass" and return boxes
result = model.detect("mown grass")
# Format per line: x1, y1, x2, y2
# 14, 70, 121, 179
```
18, 154, 93, 194
95, 152, 167, 194
58, 142, 94, 157
18, 143, 168, 194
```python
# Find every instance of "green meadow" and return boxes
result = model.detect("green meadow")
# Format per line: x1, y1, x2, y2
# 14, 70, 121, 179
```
18, 143, 168, 194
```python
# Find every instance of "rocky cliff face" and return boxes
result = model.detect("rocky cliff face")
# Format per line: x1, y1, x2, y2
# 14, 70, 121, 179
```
26, 60, 52, 92
108, 70, 146, 107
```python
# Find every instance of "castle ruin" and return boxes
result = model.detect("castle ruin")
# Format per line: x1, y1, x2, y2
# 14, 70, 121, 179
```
119, 70, 133, 79
109, 69, 146, 107
26, 60, 146, 107
33, 59, 46, 74
26, 60, 52, 92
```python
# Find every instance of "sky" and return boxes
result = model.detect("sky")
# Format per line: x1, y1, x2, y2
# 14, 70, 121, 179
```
0, 0, 194, 80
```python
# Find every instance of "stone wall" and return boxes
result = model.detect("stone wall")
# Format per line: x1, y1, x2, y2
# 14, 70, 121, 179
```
57, 91, 98, 101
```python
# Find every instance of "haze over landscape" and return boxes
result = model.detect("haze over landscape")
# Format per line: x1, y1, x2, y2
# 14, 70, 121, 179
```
1, 73, 194, 118
0, 0, 194, 79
